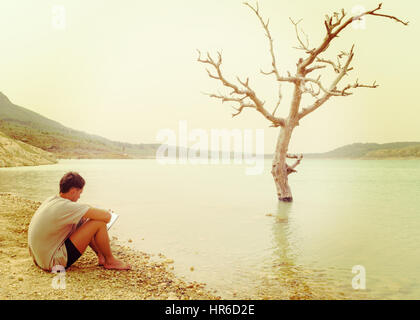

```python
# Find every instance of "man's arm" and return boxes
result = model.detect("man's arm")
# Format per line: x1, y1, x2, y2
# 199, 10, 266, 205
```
83, 208, 111, 223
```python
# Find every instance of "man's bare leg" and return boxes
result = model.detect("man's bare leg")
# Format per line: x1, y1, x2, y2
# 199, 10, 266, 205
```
69, 220, 130, 270
89, 238, 105, 266
79, 219, 105, 265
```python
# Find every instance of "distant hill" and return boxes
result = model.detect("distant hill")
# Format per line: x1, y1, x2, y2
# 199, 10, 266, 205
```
1, 92, 418, 161
304, 142, 420, 159
0, 130, 57, 167
0, 92, 160, 159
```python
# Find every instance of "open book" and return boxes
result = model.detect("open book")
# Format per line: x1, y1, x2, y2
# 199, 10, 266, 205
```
106, 211, 119, 230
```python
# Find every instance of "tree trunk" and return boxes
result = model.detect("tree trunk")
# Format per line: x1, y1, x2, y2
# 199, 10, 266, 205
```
271, 125, 294, 202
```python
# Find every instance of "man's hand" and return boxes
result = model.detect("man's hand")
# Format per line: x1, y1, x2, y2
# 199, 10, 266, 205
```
83, 208, 111, 223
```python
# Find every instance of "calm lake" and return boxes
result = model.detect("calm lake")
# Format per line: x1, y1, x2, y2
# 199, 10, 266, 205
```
1, 159, 419, 299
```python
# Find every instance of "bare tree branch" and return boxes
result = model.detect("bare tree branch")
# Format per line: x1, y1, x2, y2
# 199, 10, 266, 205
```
286, 154, 303, 175
244, 2, 282, 82
298, 42, 383, 120
272, 84, 283, 117
289, 18, 313, 54
197, 49, 286, 127
304, 65, 327, 75
369, 7, 409, 25
299, 3, 408, 72
298, 44, 357, 119
203, 91, 247, 104
231, 103, 256, 118
301, 82, 321, 98
286, 153, 303, 159
244, 1, 288, 123
315, 57, 341, 73
338, 79, 379, 96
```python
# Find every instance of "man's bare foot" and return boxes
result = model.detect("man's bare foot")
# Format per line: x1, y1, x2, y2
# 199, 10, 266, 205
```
98, 255, 105, 266
103, 258, 131, 270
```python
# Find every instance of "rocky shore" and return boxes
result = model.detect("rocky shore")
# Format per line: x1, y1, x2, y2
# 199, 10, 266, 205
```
0, 193, 219, 300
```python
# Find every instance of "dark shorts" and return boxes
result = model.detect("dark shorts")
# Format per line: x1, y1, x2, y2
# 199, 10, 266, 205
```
64, 238, 81, 269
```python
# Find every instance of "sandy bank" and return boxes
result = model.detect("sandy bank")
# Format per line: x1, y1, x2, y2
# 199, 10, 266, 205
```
0, 193, 219, 300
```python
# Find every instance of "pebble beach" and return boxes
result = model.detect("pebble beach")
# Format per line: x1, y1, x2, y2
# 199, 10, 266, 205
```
0, 193, 220, 300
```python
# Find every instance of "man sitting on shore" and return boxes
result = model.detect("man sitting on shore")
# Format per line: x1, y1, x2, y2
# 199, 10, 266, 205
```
28, 172, 131, 271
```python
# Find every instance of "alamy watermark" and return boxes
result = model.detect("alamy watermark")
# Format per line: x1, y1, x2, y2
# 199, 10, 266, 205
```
352, 265, 366, 290
51, 265, 66, 290
351, 5, 367, 30
52, 5, 66, 30
155, 120, 265, 175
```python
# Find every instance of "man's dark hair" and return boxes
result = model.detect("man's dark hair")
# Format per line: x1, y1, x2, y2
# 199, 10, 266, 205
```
60, 172, 85, 193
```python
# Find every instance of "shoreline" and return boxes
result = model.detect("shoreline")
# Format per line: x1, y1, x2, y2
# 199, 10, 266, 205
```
2, 157, 420, 171
0, 194, 372, 300
0, 193, 220, 300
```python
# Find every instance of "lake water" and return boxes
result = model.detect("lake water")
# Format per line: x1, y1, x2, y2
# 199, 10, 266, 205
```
1, 159, 419, 299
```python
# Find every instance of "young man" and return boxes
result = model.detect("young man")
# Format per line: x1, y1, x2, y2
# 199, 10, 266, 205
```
28, 172, 131, 271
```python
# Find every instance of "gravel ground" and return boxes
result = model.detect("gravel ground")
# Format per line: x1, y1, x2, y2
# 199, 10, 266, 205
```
0, 193, 220, 300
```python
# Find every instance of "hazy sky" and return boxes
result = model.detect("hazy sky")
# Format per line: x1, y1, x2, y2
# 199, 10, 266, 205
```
0, 0, 418, 153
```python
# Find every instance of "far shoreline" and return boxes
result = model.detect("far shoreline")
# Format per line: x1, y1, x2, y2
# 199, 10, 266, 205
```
2, 156, 420, 170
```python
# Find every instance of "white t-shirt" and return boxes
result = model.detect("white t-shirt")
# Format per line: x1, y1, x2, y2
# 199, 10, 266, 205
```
28, 195, 90, 271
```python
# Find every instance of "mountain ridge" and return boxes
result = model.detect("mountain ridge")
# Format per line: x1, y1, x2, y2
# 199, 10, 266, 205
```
0, 92, 160, 159
303, 141, 420, 159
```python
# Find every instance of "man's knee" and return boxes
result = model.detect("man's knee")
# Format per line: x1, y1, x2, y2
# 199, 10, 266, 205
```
82, 220, 107, 232
92, 220, 107, 229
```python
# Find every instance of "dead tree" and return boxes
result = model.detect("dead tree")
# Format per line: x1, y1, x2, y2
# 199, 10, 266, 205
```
198, 3, 408, 202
